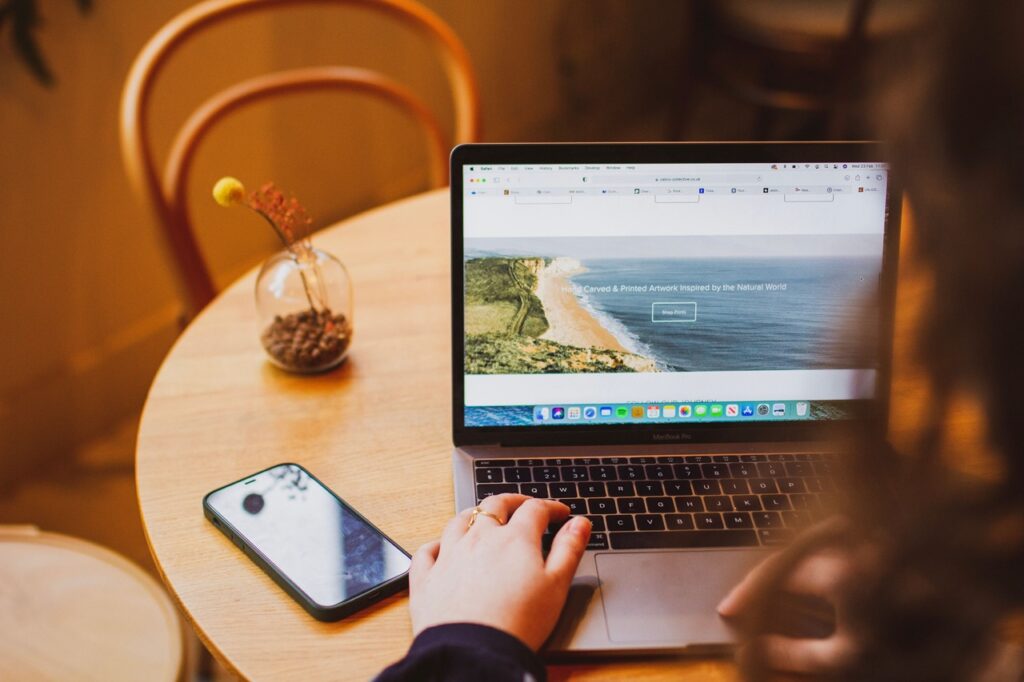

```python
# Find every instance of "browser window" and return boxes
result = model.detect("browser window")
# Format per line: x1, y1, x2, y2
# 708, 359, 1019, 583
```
461, 162, 889, 427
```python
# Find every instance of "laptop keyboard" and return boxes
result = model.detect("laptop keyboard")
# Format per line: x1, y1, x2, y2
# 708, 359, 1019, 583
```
473, 454, 836, 550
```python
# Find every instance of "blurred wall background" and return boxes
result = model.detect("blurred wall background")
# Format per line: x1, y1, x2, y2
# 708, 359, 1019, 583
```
0, 0, 691, 486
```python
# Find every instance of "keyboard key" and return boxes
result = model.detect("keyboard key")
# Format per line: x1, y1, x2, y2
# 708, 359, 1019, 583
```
693, 480, 722, 495
750, 478, 778, 494
733, 495, 762, 511
644, 464, 673, 480
768, 454, 794, 461
712, 455, 739, 463
609, 529, 758, 550
665, 513, 695, 530
563, 498, 587, 515
562, 466, 590, 481
575, 458, 599, 466
601, 457, 628, 465
701, 463, 727, 478
785, 462, 811, 477
763, 495, 791, 511
722, 479, 749, 495
607, 515, 636, 531
705, 496, 733, 512
656, 456, 682, 463
476, 468, 503, 483
636, 514, 666, 531
476, 483, 517, 498
695, 513, 725, 530
758, 528, 794, 546
782, 510, 812, 529
589, 466, 615, 481
664, 481, 693, 496
586, 515, 606, 531
778, 477, 806, 494
646, 497, 674, 513
548, 482, 576, 498
807, 476, 835, 493
739, 454, 766, 462
588, 498, 615, 515
728, 462, 756, 478
675, 496, 704, 512
474, 460, 505, 468
813, 461, 834, 476
607, 482, 635, 497
684, 455, 712, 463
753, 511, 783, 528
630, 456, 656, 464
790, 493, 816, 510
635, 481, 664, 496
536, 467, 561, 482
579, 482, 607, 498
617, 465, 644, 480
757, 462, 785, 477
506, 468, 532, 483
725, 512, 753, 529
548, 458, 572, 466
617, 498, 645, 514
587, 532, 609, 550
519, 483, 549, 498
673, 464, 702, 479
516, 459, 544, 467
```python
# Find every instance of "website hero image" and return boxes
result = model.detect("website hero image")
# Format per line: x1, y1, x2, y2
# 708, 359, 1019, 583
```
461, 163, 888, 428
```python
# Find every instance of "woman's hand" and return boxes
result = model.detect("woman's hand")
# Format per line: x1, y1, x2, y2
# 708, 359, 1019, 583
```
409, 493, 592, 651
717, 544, 857, 675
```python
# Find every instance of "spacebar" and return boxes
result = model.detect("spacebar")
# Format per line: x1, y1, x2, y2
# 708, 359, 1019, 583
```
609, 530, 758, 550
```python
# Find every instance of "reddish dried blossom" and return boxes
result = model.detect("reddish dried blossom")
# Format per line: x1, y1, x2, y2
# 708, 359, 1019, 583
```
247, 182, 313, 246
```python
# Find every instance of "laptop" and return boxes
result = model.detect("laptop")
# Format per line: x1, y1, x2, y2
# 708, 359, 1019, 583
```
449, 142, 900, 654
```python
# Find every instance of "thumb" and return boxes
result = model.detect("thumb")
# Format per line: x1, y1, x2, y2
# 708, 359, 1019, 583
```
546, 516, 591, 586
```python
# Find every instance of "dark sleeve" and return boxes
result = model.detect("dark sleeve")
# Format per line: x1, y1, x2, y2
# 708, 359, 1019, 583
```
374, 623, 546, 682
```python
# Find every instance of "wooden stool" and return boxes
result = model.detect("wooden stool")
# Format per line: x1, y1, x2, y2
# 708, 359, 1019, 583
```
0, 526, 183, 681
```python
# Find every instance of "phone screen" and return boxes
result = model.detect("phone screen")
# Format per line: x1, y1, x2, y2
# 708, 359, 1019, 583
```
205, 464, 410, 607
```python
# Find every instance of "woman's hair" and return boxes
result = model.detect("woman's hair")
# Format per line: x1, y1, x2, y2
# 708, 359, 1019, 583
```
745, 4, 1024, 680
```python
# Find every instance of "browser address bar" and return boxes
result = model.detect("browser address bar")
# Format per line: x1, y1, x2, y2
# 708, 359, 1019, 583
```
587, 173, 764, 184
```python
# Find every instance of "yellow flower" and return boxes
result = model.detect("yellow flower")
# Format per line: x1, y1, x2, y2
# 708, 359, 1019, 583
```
213, 177, 246, 207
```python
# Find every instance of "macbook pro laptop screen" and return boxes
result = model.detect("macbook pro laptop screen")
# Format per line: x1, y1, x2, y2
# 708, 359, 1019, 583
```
457, 156, 892, 430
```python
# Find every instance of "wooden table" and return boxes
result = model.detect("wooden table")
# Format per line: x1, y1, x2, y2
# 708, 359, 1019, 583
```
137, 189, 733, 680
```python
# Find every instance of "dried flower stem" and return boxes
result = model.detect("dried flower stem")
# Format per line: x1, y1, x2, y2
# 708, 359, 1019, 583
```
213, 177, 326, 313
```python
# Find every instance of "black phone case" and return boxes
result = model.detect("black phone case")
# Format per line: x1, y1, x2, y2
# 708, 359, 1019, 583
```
203, 462, 410, 622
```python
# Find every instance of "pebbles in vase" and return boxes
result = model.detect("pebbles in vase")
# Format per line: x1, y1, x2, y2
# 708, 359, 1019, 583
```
262, 309, 351, 371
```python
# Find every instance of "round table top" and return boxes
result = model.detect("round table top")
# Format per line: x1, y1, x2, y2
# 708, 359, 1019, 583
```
0, 526, 182, 681
136, 189, 735, 680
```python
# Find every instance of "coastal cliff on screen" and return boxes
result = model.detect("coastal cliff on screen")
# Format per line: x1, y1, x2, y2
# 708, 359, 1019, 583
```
463, 235, 879, 376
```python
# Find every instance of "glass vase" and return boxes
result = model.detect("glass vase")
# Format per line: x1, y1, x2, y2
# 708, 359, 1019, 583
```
254, 242, 353, 373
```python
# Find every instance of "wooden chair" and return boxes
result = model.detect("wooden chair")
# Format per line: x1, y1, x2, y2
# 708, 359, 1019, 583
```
0, 525, 184, 681
676, 0, 929, 139
120, 0, 481, 316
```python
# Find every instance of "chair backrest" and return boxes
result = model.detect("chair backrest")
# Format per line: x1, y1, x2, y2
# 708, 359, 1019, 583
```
120, 0, 481, 315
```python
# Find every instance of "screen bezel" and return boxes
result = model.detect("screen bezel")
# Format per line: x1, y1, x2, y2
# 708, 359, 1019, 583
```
451, 142, 901, 447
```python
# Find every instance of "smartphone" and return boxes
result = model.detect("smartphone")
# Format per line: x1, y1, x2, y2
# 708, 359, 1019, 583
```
203, 463, 411, 621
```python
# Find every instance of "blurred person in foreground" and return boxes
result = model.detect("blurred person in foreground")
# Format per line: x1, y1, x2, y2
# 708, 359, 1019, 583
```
377, 4, 1024, 680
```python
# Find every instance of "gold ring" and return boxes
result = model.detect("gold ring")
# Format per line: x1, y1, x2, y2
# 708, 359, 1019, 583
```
468, 506, 505, 528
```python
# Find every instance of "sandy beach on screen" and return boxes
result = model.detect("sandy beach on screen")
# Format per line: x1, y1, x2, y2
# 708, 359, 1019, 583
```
534, 259, 628, 352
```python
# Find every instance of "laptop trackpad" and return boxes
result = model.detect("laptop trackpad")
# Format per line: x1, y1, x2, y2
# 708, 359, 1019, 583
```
596, 550, 764, 645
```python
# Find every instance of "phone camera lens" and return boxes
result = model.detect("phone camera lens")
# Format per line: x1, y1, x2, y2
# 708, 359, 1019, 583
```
243, 493, 265, 515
